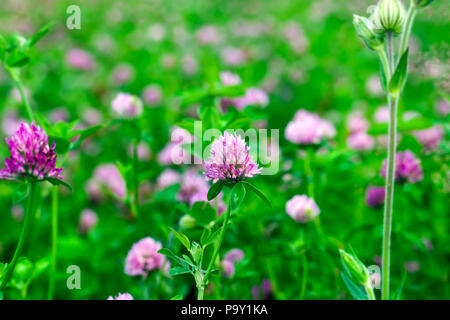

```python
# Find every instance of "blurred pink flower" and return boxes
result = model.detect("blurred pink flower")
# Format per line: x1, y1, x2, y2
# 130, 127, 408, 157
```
129, 142, 151, 161
78, 209, 98, 234
435, 99, 449, 116
347, 132, 374, 151
182, 55, 198, 76
125, 237, 165, 277
404, 261, 420, 273
157, 127, 194, 165
221, 47, 247, 66
286, 195, 320, 223
142, 84, 162, 106
224, 248, 244, 264
147, 23, 166, 42
66, 48, 95, 71
365, 186, 385, 207
157, 169, 181, 190
285, 109, 335, 145
111, 93, 143, 118
87, 164, 127, 200
81, 108, 103, 126
177, 169, 209, 203
107, 292, 134, 300
220, 71, 242, 86
374, 106, 389, 123
283, 21, 308, 54
347, 112, 369, 133
221, 260, 235, 278
381, 150, 423, 184
112, 63, 135, 85
413, 126, 443, 151
196, 25, 221, 44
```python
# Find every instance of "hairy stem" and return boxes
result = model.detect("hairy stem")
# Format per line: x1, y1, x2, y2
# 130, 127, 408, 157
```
47, 186, 58, 299
0, 182, 37, 291
381, 31, 397, 301
199, 203, 232, 300
304, 147, 314, 198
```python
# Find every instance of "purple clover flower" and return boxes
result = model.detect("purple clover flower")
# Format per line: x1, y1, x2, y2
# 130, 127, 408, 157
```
285, 195, 320, 223
204, 131, 261, 184
365, 186, 385, 207
124, 237, 166, 277
381, 150, 423, 183
0, 122, 62, 181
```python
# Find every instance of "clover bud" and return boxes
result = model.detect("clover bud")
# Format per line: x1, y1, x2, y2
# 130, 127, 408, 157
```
179, 214, 196, 229
372, 0, 406, 35
413, 0, 434, 8
340, 249, 371, 286
353, 15, 384, 51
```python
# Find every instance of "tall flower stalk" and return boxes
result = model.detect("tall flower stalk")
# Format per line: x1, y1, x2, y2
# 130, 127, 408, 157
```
159, 131, 271, 300
0, 122, 66, 292
352, 0, 434, 300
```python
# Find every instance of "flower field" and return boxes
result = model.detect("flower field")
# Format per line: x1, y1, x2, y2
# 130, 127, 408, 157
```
0, 0, 448, 301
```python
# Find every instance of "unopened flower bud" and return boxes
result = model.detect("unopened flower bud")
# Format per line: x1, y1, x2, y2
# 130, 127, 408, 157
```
372, 0, 406, 35
179, 214, 196, 229
353, 15, 384, 51
413, 0, 434, 8
340, 249, 371, 286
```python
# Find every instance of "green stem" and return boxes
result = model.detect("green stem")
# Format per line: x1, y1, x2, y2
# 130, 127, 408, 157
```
304, 147, 314, 198
381, 31, 397, 301
14, 78, 34, 122
0, 182, 37, 292
197, 286, 205, 300
47, 186, 58, 300
365, 285, 376, 300
199, 203, 232, 300
132, 139, 140, 217
398, 4, 417, 61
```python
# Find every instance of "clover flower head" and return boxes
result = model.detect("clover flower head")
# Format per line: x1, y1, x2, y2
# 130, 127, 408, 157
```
78, 209, 98, 234
285, 109, 336, 145
347, 112, 370, 133
285, 195, 320, 223
66, 48, 95, 71
221, 260, 235, 278
157, 169, 181, 190
142, 84, 162, 106
124, 237, 165, 277
220, 71, 241, 86
111, 93, 143, 118
413, 126, 443, 151
0, 122, 62, 181
365, 186, 385, 207
224, 248, 245, 264
204, 131, 261, 183
347, 132, 375, 151
177, 169, 209, 202
107, 292, 134, 300
381, 150, 423, 183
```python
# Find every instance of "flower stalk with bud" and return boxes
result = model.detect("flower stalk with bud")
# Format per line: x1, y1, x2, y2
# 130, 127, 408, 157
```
351, 0, 434, 300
